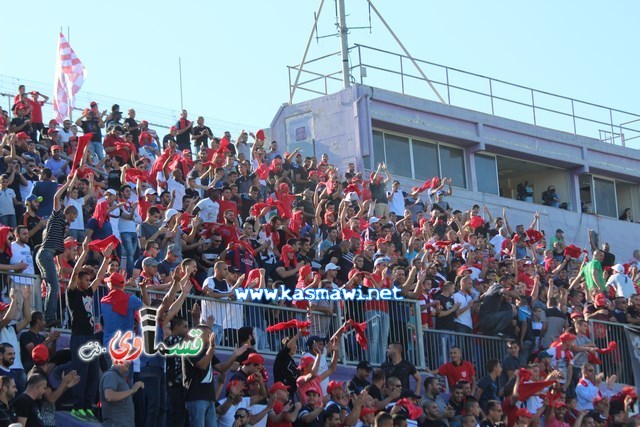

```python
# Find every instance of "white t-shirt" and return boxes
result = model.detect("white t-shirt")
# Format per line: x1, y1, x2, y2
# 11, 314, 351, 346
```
218, 396, 251, 427
387, 190, 405, 216
606, 273, 635, 298
10, 242, 34, 285
195, 198, 220, 223
0, 325, 23, 370
452, 291, 474, 329
166, 178, 186, 212
66, 197, 85, 231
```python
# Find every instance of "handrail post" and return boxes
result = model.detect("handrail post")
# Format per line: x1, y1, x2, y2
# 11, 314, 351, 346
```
358, 45, 363, 85
610, 109, 615, 145
531, 89, 537, 126
489, 78, 495, 115
446, 68, 451, 104
571, 99, 577, 134
400, 56, 405, 95
336, 303, 347, 365
414, 300, 426, 369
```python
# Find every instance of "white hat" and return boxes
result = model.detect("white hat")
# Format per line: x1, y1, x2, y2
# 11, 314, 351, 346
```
164, 208, 179, 223
325, 263, 341, 271
144, 188, 157, 196
612, 264, 625, 274
105, 189, 117, 196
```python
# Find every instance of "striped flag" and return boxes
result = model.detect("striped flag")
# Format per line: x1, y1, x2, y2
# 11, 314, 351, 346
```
53, 32, 86, 123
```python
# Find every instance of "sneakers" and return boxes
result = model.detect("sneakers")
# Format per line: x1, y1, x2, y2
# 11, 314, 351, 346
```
71, 409, 99, 422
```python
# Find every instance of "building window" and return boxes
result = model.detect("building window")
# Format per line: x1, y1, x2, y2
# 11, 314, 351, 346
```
593, 177, 617, 218
439, 145, 466, 189
370, 129, 467, 189
475, 154, 499, 195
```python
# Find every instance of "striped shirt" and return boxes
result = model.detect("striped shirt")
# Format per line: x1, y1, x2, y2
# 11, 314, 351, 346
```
42, 208, 67, 254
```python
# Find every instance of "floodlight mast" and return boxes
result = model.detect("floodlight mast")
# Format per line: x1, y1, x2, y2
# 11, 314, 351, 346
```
337, 0, 351, 89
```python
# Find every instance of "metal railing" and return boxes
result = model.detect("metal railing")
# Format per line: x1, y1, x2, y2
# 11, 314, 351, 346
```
288, 44, 640, 148
588, 319, 639, 386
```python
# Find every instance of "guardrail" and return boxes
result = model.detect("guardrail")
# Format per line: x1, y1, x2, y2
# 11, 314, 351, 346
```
288, 44, 640, 148
588, 319, 639, 386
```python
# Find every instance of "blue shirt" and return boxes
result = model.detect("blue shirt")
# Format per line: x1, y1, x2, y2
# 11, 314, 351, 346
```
87, 218, 114, 240
101, 294, 144, 347
31, 181, 59, 218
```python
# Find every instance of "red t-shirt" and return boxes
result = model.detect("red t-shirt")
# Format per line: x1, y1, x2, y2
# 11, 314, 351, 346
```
296, 376, 323, 405
215, 224, 239, 246
268, 400, 292, 427
502, 398, 519, 427
217, 199, 238, 222
517, 272, 534, 295
363, 272, 390, 312
27, 99, 45, 124
104, 134, 130, 161
438, 361, 476, 389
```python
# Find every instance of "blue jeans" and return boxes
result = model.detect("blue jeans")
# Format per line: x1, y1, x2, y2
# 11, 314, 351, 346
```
365, 310, 390, 364
213, 324, 224, 346
186, 400, 216, 427
0, 215, 16, 228
70, 334, 100, 410
120, 232, 139, 277
140, 366, 166, 427
90, 140, 105, 161
254, 327, 269, 351
36, 248, 59, 323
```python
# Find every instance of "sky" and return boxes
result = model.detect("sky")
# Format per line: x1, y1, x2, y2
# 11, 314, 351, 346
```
1, 1, 639, 138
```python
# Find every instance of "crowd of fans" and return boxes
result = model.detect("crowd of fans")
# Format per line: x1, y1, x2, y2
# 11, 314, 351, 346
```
0, 85, 637, 427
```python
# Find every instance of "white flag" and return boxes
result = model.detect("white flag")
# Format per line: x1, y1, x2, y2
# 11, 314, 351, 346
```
53, 33, 86, 123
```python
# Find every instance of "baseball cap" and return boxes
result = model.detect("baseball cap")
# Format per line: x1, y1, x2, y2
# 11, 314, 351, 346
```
326, 380, 344, 394
269, 382, 290, 393
105, 189, 117, 197
25, 195, 43, 204
242, 353, 264, 365
32, 344, 49, 365
612, 264, 625, 274
298, 355, 315, 370
306, 335, 325, 349
164, 208, 179, 223
225, 379, 246, 391
374, 257, 390, 267
368, 216, 380, 225
556, 228, 564, 234
51, 145, 62, 152
143, 188, 157, 196
325, 263, 341, 271
141, 120, 148, 126
107, 272, 126, 288
142, 257, 160, 268
357, 361, 373, 371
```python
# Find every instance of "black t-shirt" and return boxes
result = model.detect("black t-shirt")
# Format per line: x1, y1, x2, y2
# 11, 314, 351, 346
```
10, 117, 32, 135
422, 419, 448, 427
369, 181, 387, 204
123, 118, 140, 144
364, 383, 382, 402
13, 393, 44, 427
295, 403, 322, 427
66, 287, 95, 336
0, 400, 16, 427
274, 261, 298, 293
175, 121, 192, 151
380, 359, 417, 391
80, 118, 102, 142
273, 346, 298, 396
183, 350, 221, 402
192, 126, 212, 148
19, 331, 45, 373
23, 213, 44, 249
435, 294, 456, 331
107, 169, 121, 190
602, 251, 615, 268
346, 376, 370, 395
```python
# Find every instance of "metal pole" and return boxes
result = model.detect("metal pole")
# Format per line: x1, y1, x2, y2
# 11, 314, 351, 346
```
179, 57, 184, 111
366, 0, 446, 104
290, 0, 326, 105
337, 0, 351, 89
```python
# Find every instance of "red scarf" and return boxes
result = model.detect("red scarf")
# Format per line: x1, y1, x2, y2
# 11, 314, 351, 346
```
124, 168, 149, 184
346, 320, 368, 350
101, 289, 130, 316
88, 235, 121, 252
266, 319, 310, 335
289, 211, 305, 237
70, 133, 93, 175
280, 245, 298, 269
92, 200, 110, 228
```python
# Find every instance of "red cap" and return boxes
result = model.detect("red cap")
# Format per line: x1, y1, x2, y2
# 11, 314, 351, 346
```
141, 120, 148, 126
298, 355, 315, 370
241, 353, 264, 365
269, 381, 290, 393
47, 128, 58, 135
15, 131, 30, 140
299, 265, 312, 279
622, 386, 637, 399
32, 344, 49, 365
107, 272, 126, 288
64, 238, 80, 249
51, 145, 62, 152
570, 311, 583, 320
457, 265, 472, 276
594, 293, 607, 307
360, 408, 377, 419
553, 401, 567, 408
170, 126, 177, 132
559, 332, 576, 343
326, 380, 344, 394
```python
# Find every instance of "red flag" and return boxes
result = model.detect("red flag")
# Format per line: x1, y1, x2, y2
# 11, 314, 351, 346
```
518, 379, 557, 402
525, 229, 543, 245
124, 168, 149, 184
70, 133, 92, 174
250, 203, 272, 217
245, 268, 262, 288
416, 177, 441, 193
468, 216, 485, 230
597, 341, 617, 354
395, 399, 423, 420
564, 244, 585, 259
88, 235, 121, 252
266, 319, 311, 334
149, 148, 174, 188
256, 129, 266, 141
347, 320, 368, 350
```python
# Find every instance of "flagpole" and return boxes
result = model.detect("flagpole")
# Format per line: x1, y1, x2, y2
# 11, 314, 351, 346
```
179, 57, 184, 111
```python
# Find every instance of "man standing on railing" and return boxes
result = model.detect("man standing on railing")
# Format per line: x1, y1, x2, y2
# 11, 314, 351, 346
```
35, 175, 76, 327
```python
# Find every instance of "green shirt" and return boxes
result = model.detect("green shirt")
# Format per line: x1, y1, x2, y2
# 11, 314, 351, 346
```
583, 259, 604, 291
